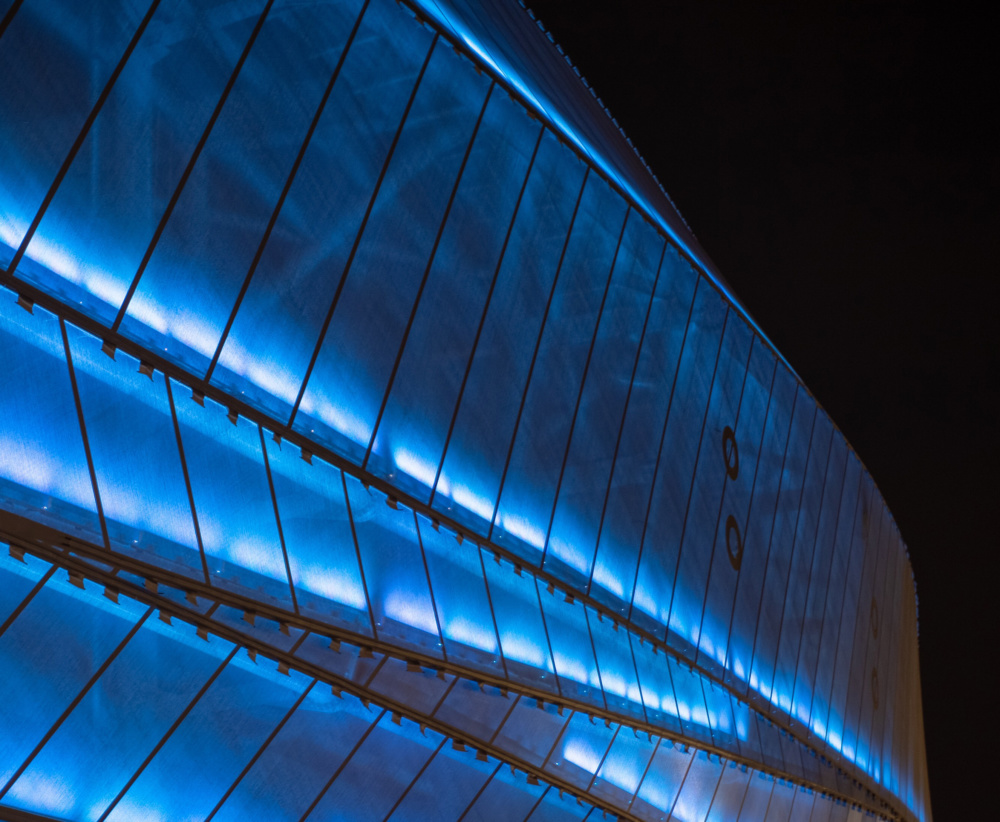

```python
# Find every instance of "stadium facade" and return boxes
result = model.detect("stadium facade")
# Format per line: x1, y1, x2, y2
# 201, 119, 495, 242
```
0, 1, 930, 820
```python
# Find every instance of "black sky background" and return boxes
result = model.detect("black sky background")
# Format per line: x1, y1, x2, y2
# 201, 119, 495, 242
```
525, 1, 999, 818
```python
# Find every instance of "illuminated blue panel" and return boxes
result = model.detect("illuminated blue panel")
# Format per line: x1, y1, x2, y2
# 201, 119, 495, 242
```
545, 710, 616, 791
0, 552, 52, 627
789, 786, 816, 821
697, 336, 776, 676
631, 635, 683, 737
762, 777, 795, 821
748, 383, 816, 705
590, 245, 697, 613
418, 516, 501, 674
666, 656, 713, 749
211, 0, 435, 421
345, 477, 441, 658
294, 41, 491, 463
306, 712, 440, 822
493, 697, 568, 767
632, 740, 693, 822
0, 298, 101, 543
538, 587, 603, 709
5, 614, 233, 822
668, 311, 752, 655
22, 0, 268, 325
482, 554, 556, 694
118, 0, 363, 373
368, 657, 452, 716
702, 682, 738, 752
0, 0, 149, 270
0, 573, 146, 790
591, 726, 657, 809
738, 771, 774, 821
631, 281, 726, 636
492, 174, 628, 563
588, 608, 644, 721
434, 680, 513, 744
212, 688, 376, 822
105, 652, 308, 822
769, 412, 834, 717
388, 741, 495, 821
264, 438, 370, 635
171, 388, 291, 604
526, 784, 592, 822
544, 210, 663, 585
705, 762, 751, 822
432, 129, 585, 535
366, 90, 540, 499
725, 364, 796, 691
671, 750, 723, 822
790, 434, 848, 729
66, 324, 201, 577
462, 759, 545, 822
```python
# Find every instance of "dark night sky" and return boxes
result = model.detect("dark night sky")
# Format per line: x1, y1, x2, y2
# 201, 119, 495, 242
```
525, 1, 999, 818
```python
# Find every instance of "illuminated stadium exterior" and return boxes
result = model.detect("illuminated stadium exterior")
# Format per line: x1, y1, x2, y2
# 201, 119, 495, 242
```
0, 0, 930, 820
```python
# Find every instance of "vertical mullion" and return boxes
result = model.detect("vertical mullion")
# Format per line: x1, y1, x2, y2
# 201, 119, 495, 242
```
534, 579, 564, 703
288, 34, 440, 428
413, 511, 448, 665
0, 564, 56, 639
0, 0, 26, 41
626, 735, 661, 812
454, 760, 503, 822
258, 425, 298, 614
583, 723, 620, 792
112, 0, 277, 330
582, 606, 610, 712
341, 472, 377, 638
377, 736, 448, 822
477, 546, 510, 682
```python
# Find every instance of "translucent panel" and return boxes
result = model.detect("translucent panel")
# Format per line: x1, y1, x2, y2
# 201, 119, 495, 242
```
23, 0, 268, 324
482, 555, 556, 693
592, 726, 657, 809
538, 587, 603, 708
544, 211, 663, 584
212, 688, 377, 822
171, 388, 291, 605
725, 364, 797, 692
737, 771, 774, 821
769, 412, 833, 717
705, 762, 751, 822
667, 311, 752, 654
747, 383, 816, 706
589, 608, 644, 720
306, 712, 442, 822
526, 784, 592, 822
0, 0, 149, 270
212, 0, 435, 421
294, 42, 491, 463
788, 786, 815, 822
366, 90, 540, 499
632, 740, 693, 822
119, 0, 364, 373
697, 336, 775, 675
432, 129, 586, 536
0, 298, 100, 541
666, 656, 713, 748
434, 680, 513, 745
631, 281, 726, 635
754, 714, 787, 773
368, 657, 452, 716
105, 652, 309, 822
492, 174, 628, 563
590, 245, 697, 613
493, 697, 568, 767
294, 633, 384, 687
418, 516, 501, 673
387, 741, 494, 821
463, 761, 545, 822
631, 637, 683, 737
807, 794, 834, 822
345, 477, 441, 657
545, 710, 616, 791
671, 750, 723, 822
264, 439, 370, 635
66, 324, 201, 577
762, 778, 795, 822
6, 615, 233, 822
702, 682, 740, 754
0, 552, 52, 627
790, 434, 848, 729
0, 574, 146, 789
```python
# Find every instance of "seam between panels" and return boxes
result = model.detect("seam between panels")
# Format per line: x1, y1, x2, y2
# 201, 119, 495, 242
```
429, 123, 546, 506
627, 735, 661, 813
663, 305, 731, 641
3, 536, 901, 821
665, 747, 698, 820
0, 0, 26, 42
584, 722, 621, 793
520, 784, 551, 822
477, 545, 511, 682
205, 0, 372, 382
413, 510, 449, 665
97, 644, 241, 822
258, 424, 299, 615
3, 0, 163, 279
111, 0, 277, 331
288, 33, 440, 428
363, 81, 497, 469
60, 318, 110, 551
379, 736, 449, 822
164, 377, 211, 586
486, 166, 590, 542
0, 607, 153, 800
453, 760, 503, 822
623, 274, 699, 627
582, 573, 610, 713
0, 564, 56, 639
586, 237, 669, 594
340, 470, 379, 639
540, 204, 631, 568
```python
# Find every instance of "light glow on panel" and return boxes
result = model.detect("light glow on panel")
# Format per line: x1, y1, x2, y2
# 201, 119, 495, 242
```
499, 634, 549, 669
215, 337, 303, 408
441, 615, 498, 654
552, 651, 602, 690
393, 448, 440, 489
383, 588, 441, 636
124, 294, 220, 361
4, 771, 76, 818
496, 512, 546, 551
563, 739, 605, 775
297, 390, 372, 450
0, 434, 96, 511
291, 565, 368, 611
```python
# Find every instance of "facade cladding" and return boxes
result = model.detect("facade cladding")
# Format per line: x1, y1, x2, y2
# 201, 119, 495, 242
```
0, 0, 930, 821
